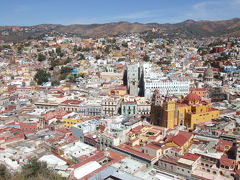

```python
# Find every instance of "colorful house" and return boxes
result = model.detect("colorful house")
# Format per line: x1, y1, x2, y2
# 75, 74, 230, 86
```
165, 131, 193, 152
151, 91, 220, 129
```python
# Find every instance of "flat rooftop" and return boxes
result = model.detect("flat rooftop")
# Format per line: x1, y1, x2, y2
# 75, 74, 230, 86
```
60, 141, 97, 158
111, 157, 146, 174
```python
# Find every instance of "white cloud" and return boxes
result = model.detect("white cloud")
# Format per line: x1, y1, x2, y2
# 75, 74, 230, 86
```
185, 0, 240, 21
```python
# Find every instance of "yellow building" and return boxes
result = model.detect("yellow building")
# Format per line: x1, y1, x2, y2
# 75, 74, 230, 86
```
150, 90, 220, 129
165, 131, 193, 152
110, 85, 127, 96
64, 118, 82, 128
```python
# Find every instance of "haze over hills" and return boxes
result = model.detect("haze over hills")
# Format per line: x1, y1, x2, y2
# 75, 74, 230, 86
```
0, 18, 240, 42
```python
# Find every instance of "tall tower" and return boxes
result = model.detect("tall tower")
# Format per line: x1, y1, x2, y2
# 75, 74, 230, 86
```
150, 89, 163, 125
162, 98, 176, 129
127, 63, 140, 96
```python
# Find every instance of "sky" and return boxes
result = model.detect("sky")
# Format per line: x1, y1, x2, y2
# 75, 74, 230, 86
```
0, 0, 240, 26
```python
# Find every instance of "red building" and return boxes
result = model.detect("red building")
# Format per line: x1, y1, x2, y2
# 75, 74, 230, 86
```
212, 46, 224, 53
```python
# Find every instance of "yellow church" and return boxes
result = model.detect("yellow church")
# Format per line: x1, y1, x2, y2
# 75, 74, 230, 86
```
150, 89, 220, 129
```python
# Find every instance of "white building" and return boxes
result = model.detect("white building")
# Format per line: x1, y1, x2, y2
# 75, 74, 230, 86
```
72, 119, 99, 142
126, 62, 190, 99
101, 96, 122, 116
79, 102, 102, 116
144, 79, 190, 99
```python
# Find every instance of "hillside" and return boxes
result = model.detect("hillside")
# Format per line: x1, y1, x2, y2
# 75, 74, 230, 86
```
0, 18, 240, 42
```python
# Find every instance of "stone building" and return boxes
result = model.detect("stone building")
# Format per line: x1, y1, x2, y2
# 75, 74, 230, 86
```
203, 64, 214, 83
126, 63, 140, 96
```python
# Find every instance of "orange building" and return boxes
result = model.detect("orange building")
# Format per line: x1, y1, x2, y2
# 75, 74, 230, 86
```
189, 88, 206, 97
150, 90, 220, 129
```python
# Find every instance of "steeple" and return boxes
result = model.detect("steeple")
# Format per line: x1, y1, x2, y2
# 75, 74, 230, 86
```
151, 89, 163, 105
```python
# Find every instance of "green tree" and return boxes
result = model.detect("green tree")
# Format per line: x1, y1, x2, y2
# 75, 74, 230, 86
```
0, 158, 66, 180
118, 58, 126, 62
51, 80, 60, 86
56, 47, 61, 55
220, 52, 229, 60
122, 42, 128, 48
112, 45, 120, 50
64, 57, 72, 64
79, 53, 85, 60
21, 158, 66, 180
60, 66, 72, 74
59, 66, 73, 80
95, 55, 101, 60
214, 74, 221, 79
38, 53, 46, 62
34, 69, 51, 85
17, 44, 24, 54
104, 47, 111, 54
81, 47, 90, 52
155, 44, 165, 49
0, 164, 11, 180
157, 61, 171, 65
50, 58, 61, 69
69, 74, 77, 83
73, 45, 78, 53
2, 45, 11, 49
143, 55, 150, 62
167, 39, 174, 45
107, 38, 116, 43
59, 52, 65, 57
166, 48, 171, 53
143, 38, 153, 43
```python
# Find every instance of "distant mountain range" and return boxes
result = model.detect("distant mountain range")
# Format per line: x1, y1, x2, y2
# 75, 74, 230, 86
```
0, 18, 240, 42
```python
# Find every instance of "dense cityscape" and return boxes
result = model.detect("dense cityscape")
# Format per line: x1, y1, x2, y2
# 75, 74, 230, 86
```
0, 1, 240, 180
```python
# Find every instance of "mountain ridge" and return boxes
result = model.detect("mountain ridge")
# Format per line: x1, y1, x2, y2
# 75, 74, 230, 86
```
0, 18, 240, 42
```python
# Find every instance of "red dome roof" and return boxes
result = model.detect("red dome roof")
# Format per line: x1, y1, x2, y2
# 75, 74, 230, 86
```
185, 93, 201, 101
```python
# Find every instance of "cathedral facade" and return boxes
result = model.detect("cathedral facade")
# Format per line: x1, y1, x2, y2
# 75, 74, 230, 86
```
150, 89, 220, 129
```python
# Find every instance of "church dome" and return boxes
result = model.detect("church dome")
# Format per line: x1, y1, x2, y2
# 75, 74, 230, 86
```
204, 67, 214, 75
204, 64, 214, 76
185, 93, 201, 102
